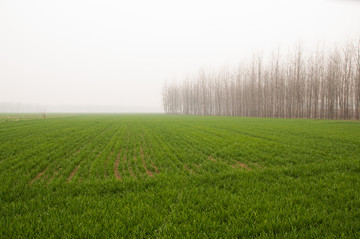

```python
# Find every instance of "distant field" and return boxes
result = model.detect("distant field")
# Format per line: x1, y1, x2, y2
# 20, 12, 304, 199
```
1, 114, 360, 238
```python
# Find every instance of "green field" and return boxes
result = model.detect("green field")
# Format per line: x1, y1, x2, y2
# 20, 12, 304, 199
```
1, 114, 360, 238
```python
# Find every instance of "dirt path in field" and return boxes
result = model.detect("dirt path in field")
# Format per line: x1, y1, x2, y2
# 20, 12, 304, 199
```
67, 166, 79, 182
141, 146, 154, 177
233, 161, 251, 170
114, 159, 121, 179
29, 167, 48, 185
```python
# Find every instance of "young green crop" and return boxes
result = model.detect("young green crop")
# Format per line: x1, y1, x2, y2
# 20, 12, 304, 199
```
1, 114, 359, 238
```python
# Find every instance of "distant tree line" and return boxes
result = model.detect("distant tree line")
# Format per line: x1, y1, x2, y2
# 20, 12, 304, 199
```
162, 40, 360, 120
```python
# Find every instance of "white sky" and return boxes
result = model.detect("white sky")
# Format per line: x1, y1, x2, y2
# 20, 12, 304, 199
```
1, 0, 360, 112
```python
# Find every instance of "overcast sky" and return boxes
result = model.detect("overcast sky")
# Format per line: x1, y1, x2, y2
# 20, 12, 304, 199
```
1, 0, 360, 112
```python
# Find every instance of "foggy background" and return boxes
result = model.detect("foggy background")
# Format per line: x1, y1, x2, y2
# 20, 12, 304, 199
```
1, 0, 360, 113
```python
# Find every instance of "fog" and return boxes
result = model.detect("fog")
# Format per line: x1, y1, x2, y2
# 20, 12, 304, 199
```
1, 0, 359, 113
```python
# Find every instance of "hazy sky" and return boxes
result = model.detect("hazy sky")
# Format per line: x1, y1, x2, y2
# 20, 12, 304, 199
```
1, 0, 360, 112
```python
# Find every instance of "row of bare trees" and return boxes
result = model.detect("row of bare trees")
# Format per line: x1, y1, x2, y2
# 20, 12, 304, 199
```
163, 41, 360, 120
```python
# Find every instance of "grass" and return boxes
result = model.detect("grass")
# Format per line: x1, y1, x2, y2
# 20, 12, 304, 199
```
1, 114, 360, 238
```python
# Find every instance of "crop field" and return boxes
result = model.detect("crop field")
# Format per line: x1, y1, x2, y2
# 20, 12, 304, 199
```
1, 114, 360, 238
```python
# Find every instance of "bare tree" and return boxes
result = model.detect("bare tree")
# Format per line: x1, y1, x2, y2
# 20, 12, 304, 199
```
162, 39, 359, 120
